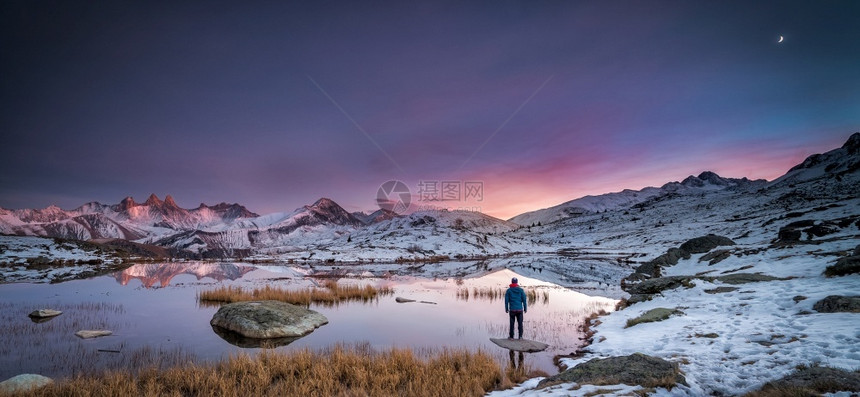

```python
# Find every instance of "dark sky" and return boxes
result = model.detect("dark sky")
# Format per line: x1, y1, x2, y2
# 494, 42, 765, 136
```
2, 1, 859, 218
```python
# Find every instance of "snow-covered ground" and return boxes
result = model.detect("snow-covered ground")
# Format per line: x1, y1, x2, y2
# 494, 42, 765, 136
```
0, 235, 125, 283
487, 198, 859, 394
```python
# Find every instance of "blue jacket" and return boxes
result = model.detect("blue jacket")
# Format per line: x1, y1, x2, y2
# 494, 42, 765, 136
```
505, 286, 527, 312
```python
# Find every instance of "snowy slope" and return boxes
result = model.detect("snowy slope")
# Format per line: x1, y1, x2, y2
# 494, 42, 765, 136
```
488, 132, 860, 396
509, 171, 766, 226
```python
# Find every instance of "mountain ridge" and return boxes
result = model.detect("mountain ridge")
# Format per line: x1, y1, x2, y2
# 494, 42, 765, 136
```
1, 132, 857, 260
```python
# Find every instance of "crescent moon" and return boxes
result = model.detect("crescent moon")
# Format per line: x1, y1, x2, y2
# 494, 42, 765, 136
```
778, 35, 784, 43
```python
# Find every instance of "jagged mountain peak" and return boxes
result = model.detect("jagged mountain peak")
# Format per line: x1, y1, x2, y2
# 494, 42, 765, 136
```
119, 196, 137, 211
164, 195, 179, 208
204, 202, 259, 219
300, 197, 362, 226
144, 194, 162, 206
679, 171, 729, 188
310, 197, 339, 209
697, 171, 728, 184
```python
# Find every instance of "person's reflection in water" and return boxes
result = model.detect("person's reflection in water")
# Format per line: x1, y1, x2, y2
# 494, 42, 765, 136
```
506, 349, 527, 383
508, 350, 525, 370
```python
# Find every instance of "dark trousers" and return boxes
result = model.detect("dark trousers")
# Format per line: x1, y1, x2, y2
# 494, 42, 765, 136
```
509, 310, 523, 338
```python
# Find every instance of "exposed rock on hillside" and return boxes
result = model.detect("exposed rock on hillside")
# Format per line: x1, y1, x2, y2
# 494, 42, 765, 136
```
538, 353, 686, 389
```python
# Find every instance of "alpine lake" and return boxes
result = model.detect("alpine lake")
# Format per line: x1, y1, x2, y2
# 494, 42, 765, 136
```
0, 259, 619, 381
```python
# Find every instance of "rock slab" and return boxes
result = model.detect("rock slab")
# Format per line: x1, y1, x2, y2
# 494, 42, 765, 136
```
756, 366, 860, 394
210, 300, 328, 339
538, 353, 686, 389
28, 309, 62, 318
75, 330, 113, 339
813, 295, 860, 313
0, 374, 53, 393
489, 338, 549, 352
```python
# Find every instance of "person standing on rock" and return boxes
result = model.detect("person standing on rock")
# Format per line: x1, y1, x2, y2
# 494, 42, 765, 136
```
505, 277, 527, 340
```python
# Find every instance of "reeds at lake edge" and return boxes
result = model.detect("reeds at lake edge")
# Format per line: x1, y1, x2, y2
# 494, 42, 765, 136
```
26, 346, 504, 397
197, 280, 394, 307
455, 286, 549, 305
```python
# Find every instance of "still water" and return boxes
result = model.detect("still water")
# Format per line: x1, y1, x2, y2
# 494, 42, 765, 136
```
0, 262, 617, 380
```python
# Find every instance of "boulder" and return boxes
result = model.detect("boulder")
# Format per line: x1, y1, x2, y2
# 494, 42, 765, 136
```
626, 308, 683, 328
537, 353, 686, 389
0, 374, 53, 393
625, 276, 695, 295
28, 309, 62, 319
813, 295, 860, 313
754, 366, 860, 395
75, 330, 113, 339
679, 235, 735, 254
825, 256, 860, 277
210, 300, 328, 339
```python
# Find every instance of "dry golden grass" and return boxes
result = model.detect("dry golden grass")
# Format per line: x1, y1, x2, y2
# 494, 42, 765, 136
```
198, 280, 393, 307
26, 345, 503, 397
455, 287, 549, 305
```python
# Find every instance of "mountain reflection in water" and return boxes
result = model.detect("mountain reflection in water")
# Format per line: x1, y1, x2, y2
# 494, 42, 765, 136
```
114, 263, 258, 288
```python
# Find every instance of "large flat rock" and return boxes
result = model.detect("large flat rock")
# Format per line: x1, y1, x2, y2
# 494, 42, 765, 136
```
489, 338, 549, 352
210, 300, 328, 339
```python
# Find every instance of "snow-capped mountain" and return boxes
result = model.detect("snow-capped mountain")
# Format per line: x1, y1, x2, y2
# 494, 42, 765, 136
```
352, 208, 401, 225
771, 132, 860, 186
512, 132, 860, 259
0, 194, 258, 241
1, 133, 857, 262
508, 171, 767, 226
150, 199, 526, 260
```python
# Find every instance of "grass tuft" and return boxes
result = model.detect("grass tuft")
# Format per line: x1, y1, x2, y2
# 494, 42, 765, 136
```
26, 346, 504, 397
198, 280, 393, 307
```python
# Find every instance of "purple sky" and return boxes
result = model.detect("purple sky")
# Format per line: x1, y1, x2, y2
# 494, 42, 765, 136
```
2, 1, 859, 219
